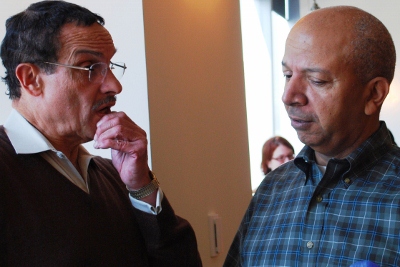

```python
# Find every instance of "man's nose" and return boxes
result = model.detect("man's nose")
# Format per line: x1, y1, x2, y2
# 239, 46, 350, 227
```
101, 70, 123, 94
282, 76, 307, 107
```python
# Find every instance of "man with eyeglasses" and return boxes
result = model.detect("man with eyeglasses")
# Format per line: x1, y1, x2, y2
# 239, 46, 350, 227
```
0, 1, 201, 266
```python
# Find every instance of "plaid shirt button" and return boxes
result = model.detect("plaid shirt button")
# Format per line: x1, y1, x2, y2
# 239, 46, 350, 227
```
306, 241, 314, 249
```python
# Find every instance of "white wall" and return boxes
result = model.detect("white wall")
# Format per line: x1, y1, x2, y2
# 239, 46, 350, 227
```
299, 0, 400, 144
240, 0, 275, 190
0, 0, 151, 161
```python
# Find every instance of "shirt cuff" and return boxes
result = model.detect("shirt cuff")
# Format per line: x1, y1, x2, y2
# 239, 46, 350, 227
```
129, 187, 164, 215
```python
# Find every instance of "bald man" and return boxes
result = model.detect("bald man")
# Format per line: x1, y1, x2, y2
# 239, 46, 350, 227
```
224, 6, 399, 267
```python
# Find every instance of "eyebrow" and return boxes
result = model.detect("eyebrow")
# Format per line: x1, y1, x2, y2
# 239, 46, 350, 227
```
74, 49, 103, 58
282, 61, 332, 75
73, 48, 118, 59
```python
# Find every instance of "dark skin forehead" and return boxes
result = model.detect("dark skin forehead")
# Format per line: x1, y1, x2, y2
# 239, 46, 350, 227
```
296, 6, 365, 32
290, 7, 358, 53
291, 5, 395, 86
283, 6, 376, 80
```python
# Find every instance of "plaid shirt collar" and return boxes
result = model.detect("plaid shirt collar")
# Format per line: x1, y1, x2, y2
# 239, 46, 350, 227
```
294, 121, 394, 184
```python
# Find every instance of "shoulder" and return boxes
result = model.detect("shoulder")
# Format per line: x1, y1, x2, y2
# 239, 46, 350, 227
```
0, 126, 17, 159
377, 145, 400, 177
256, 161, 303, 195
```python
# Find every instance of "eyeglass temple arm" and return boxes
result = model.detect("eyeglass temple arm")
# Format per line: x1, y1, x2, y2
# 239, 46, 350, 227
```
111, 62, 127, 69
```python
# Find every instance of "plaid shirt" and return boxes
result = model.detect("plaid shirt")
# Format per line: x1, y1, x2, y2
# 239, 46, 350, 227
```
224, 122, 400, 267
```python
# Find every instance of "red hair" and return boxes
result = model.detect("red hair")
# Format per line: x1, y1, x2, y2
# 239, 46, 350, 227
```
261, 136, 294, 175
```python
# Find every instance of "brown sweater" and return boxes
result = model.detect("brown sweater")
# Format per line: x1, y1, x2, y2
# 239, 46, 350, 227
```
0, 126, 201, 266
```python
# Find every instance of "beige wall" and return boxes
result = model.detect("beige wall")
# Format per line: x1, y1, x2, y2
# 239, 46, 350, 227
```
142, 1, 252, 266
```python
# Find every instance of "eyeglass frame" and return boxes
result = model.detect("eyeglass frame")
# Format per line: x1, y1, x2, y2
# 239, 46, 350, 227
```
42, 61, 127, 83
271, 154, 295, 163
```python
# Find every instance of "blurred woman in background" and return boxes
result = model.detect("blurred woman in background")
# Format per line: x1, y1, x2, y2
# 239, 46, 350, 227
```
261, 136, 294, 175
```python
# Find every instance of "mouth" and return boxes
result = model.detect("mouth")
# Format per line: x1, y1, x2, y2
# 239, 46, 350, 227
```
289, 115, 313, 130
93, 96, 117, 115
98, 106, 113, 114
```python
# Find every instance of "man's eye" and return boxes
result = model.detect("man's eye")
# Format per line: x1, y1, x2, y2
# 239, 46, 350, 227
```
85, 64, 95, 70
283, 74, 292, 80
310, 79, 326, 86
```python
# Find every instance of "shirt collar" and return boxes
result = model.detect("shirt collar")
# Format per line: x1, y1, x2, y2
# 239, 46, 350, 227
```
4, 109, 92, 158
345, 121, 393, 176
4, 109, 54, 154
294, 121, 393, 178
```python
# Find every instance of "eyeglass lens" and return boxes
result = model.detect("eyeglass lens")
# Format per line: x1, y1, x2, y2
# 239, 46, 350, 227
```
89, 62, 126, 83
110, 62, 126, 79
273, 155, 294, 162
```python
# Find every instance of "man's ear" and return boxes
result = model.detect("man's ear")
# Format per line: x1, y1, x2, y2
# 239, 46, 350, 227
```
364, 77, 390, 116
15, 63, 43, 96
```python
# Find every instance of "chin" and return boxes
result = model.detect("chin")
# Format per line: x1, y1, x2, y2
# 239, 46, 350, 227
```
298, 135, 316, 148
94, 112, 106, 121
296, 132, 307, 144
83, 124, 97, 142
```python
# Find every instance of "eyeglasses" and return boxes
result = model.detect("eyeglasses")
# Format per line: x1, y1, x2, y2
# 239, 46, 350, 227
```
43, 61, 127, 84
271, 154, 294, 163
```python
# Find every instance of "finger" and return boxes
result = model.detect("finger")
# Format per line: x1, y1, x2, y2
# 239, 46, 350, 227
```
112, 138, 148, 154
94, 135, 147, 151
94, 127, 145, 148
96, 137, 148, 158
94, 114, 145, 142
94, 124, 147, 150
96, 111, 134, 132
95, 122, 146, 142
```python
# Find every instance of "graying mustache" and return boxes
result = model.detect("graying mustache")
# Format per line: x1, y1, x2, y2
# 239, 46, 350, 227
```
92, 96, 117, 111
